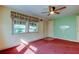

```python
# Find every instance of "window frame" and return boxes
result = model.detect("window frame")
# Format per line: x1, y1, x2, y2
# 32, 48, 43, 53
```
11, 11, 40, 34
12, 17, 28, 34
28, 21, 39, 33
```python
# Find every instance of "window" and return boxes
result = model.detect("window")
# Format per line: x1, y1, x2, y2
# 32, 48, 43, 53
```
14, 24, 26, 33
29, 21, 38, 32
11, 11, 40, 34
13, 18, 28, 34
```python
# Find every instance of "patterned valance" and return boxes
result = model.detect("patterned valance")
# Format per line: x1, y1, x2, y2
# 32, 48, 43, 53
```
29, 16, 39, 22
11, 11, 28, 20
11, 11, 42, 22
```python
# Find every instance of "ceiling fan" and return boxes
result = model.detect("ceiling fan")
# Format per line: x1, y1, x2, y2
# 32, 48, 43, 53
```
42, 6, 66, 16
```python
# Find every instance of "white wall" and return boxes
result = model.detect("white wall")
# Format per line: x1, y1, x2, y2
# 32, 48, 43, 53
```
77, 16, 79, 41
0, 7, 6, 50
0, 6, 47, 50
47, 20, 53, 37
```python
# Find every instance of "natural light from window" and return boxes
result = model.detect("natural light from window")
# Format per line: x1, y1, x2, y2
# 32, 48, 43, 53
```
16, 39, 38, 54
16, 43, 26, 52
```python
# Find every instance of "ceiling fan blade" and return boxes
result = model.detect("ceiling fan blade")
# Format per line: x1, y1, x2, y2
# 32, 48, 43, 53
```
54, 11, 60, 14
48, 13, 50, 16
41, 11, 49, 13
55, 6, 66, 11
48, 6, 52, 12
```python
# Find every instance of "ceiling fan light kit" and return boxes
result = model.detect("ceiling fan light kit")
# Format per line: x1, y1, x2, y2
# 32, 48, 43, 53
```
50, 11, 54, 15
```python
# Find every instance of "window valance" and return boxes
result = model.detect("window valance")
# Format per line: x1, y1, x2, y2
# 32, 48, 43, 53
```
11, 11, 41, 22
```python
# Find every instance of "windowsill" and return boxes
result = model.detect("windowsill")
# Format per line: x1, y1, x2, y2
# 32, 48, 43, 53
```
12, 32, 39, 35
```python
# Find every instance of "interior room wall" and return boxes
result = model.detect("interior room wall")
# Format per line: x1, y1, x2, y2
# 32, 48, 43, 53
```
76, 16, 79, 41
0, 6, 48, 50
47, 20, 54, 37
0, 7, 6, 50
0, 6, 20, 50
53, 16, 77, 41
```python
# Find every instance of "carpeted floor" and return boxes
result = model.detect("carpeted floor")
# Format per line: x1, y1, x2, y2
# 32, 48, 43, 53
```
0, 38, 79, 54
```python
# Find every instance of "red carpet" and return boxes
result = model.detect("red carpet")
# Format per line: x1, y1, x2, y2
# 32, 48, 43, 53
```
0, 38, 79, 54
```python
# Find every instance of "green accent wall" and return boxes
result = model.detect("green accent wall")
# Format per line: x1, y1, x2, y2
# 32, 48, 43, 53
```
53, 16, 77, 40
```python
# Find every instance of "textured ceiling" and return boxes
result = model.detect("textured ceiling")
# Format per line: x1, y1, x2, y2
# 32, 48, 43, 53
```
5, 5, 79, 20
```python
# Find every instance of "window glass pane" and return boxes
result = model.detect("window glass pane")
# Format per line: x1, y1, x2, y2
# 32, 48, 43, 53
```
29, 22, 38, 32
13, 24, 26, 34
12, 18, 28, 34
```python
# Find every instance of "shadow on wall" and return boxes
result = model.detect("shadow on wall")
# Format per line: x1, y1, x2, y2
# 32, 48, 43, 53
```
0, 39, 6, 50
